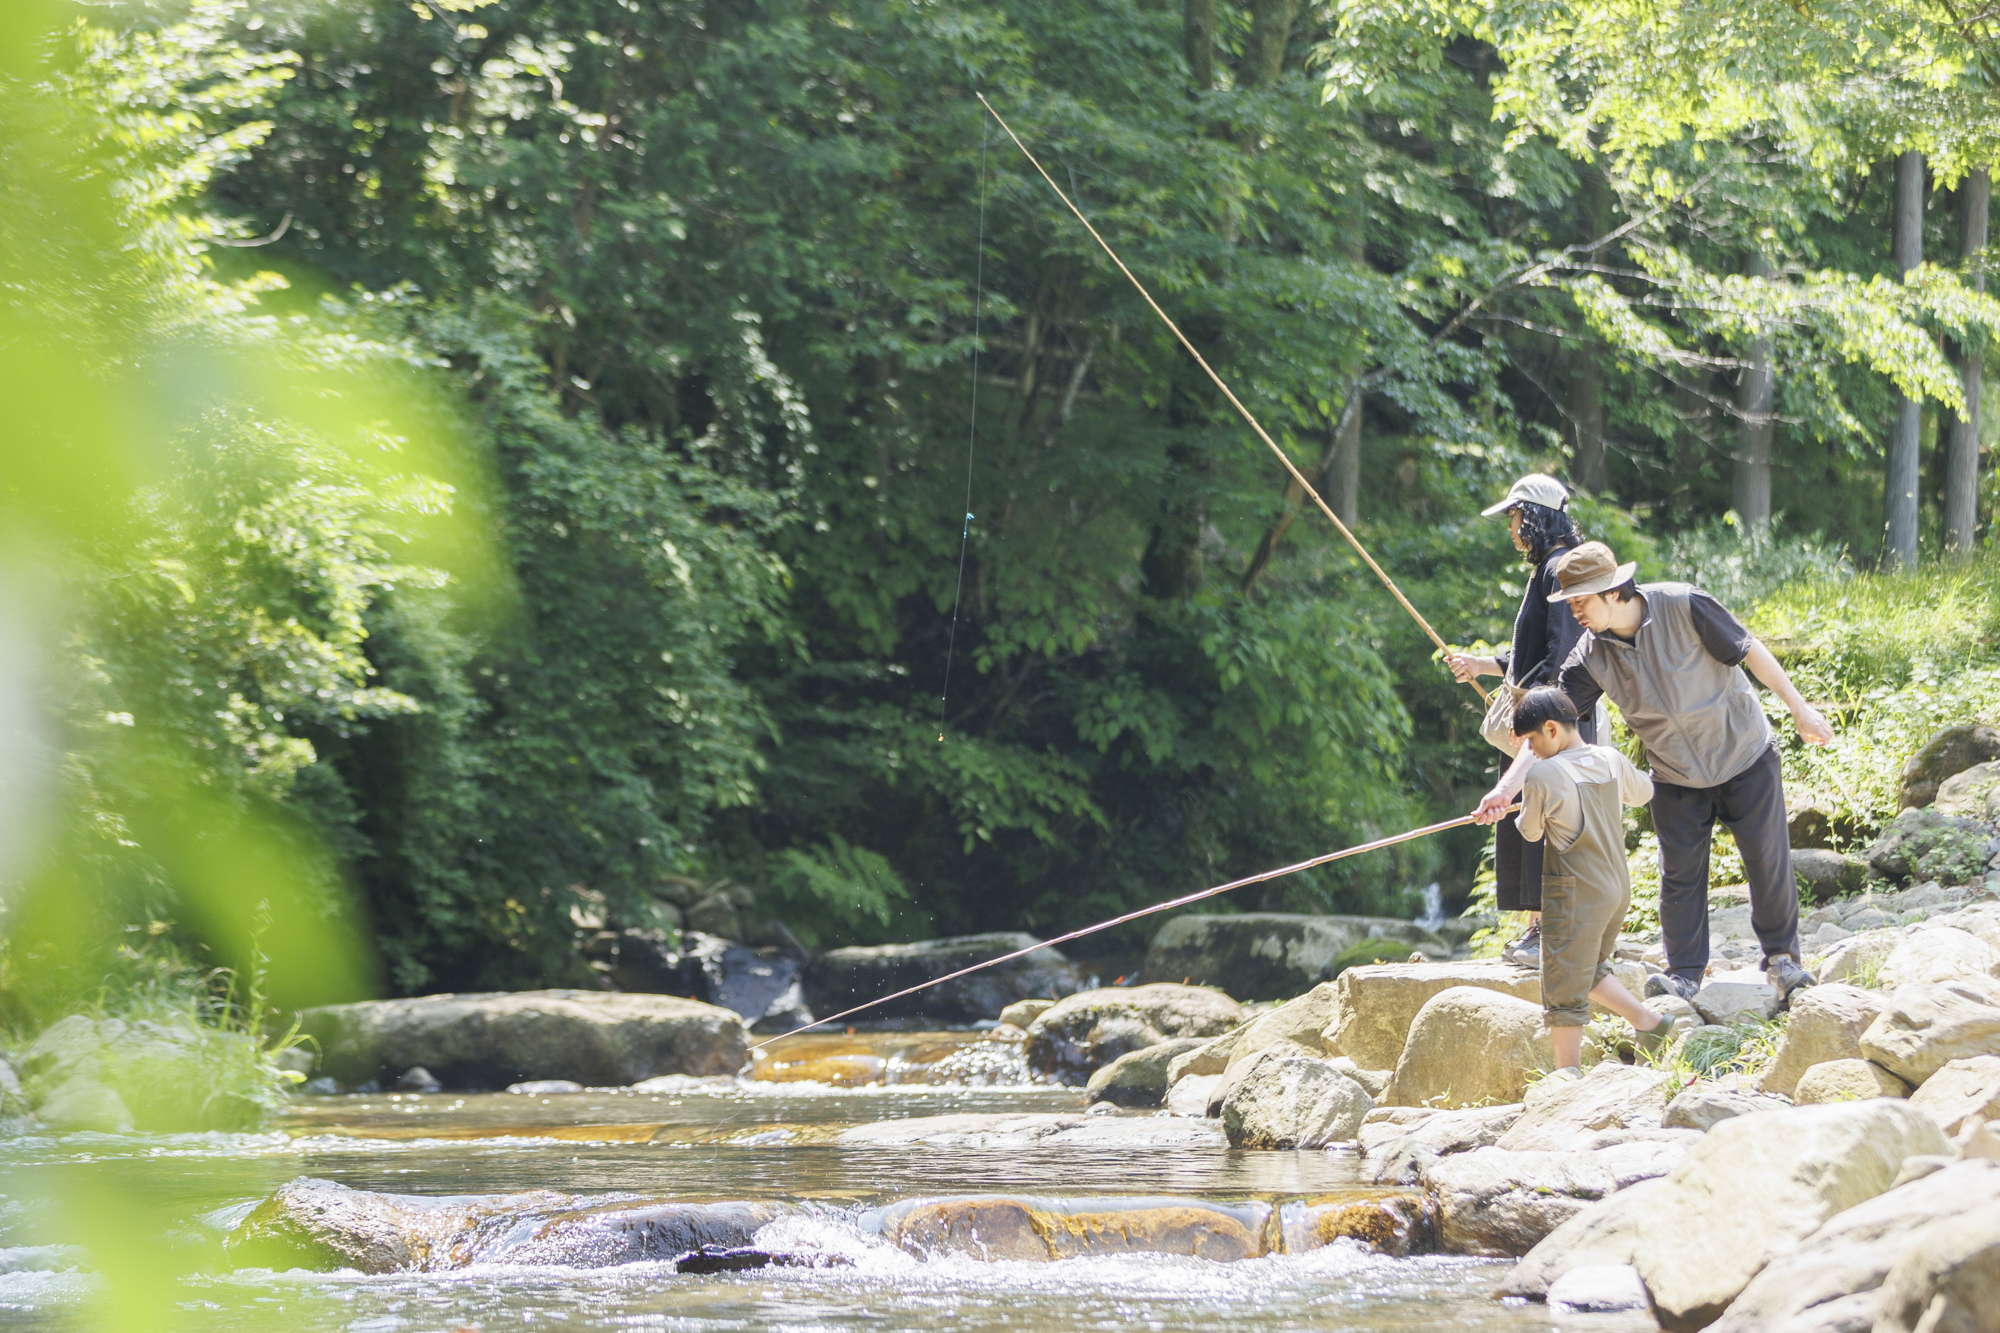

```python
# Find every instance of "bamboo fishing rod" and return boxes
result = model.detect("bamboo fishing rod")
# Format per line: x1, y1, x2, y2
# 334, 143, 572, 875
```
749, 803, 1516, 1049
974, 93, 1489, 706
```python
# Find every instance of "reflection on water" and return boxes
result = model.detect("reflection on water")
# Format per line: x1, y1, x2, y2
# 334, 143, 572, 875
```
0, 1031, 1656, 1332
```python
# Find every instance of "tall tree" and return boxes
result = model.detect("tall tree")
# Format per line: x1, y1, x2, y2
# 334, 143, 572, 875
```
1733, 252, 1776, 525
1885, 150, 1927, 569
1569, 168, 1614, 492
1945, 169, 1989, 554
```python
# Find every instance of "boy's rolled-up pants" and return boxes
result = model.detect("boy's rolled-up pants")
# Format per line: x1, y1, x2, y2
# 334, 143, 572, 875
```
1650, 744, 1801, 982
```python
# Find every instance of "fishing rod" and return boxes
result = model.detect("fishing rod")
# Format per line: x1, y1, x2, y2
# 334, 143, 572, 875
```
973, 93, 1489, 706
750, 804, 1517, 1049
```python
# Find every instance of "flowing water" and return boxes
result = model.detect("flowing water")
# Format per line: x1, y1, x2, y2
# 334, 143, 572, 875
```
0, 1033, 1652, 1332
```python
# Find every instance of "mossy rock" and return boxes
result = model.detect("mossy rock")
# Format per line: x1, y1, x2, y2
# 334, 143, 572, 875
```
1331, 937, 1420, 977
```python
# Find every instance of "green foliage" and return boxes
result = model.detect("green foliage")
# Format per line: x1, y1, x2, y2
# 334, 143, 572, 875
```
1331, 936, 1421, 975
1660, 516, 1856, 609
772, 835, 912, 948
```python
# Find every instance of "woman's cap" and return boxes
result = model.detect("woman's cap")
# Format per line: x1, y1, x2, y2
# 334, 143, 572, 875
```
1480, 473, 1570, 517
1548, 541, 1639, 602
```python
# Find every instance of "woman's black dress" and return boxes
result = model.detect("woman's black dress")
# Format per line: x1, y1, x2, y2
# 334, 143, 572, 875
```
1491, 543, 1596, 912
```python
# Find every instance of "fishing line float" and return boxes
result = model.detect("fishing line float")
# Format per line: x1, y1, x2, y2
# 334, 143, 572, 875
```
750, 803, 1517, 1048
972, 92, 1488, 705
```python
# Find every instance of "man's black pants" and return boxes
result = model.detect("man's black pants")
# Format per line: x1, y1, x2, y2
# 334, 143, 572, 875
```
1651, 744, 1800, 982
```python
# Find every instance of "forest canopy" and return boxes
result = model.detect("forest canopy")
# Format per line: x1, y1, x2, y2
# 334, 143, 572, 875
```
4, 0, 1999, 999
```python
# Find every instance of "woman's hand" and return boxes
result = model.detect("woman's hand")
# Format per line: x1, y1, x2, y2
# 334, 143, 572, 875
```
1446, 652, 1501, 684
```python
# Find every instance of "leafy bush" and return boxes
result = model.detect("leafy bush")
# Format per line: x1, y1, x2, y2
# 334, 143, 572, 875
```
1659, 515, 1854, 608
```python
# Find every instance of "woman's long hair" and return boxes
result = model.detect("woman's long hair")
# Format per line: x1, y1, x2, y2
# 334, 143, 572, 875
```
1518, 501, 1584, 564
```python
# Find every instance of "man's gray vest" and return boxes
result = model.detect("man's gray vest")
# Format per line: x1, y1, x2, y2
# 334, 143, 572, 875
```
1575, 583, 1772, 789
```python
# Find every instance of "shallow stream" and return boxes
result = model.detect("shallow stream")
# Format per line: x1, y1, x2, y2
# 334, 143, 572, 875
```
0, 1033, 1653, 1331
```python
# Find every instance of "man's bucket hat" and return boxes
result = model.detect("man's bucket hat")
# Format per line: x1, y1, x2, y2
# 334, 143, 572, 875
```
1548, 541, 1639, 602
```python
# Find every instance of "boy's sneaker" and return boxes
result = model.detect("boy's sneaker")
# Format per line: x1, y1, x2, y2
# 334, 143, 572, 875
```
1767, 955, 1817, 1006
1502, 923, 1542, 967
1644, 972, 1700, 1003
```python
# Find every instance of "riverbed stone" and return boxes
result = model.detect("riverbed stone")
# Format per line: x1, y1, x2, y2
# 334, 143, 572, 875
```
1277, 1195, 1435, 1257
834, 1112, 1228, 1150
1360, 1103, 1523, 1185
1628, 1100, 1951, 1330
1879, 926, 2000, 989
1860, 975, 2000, 1086
33, 1075, 134, 1133
880, 1196, 1269, 1263
1758, 982, 1891, 1097
1793, 848, 1871, 898
1385, 986, 1554, 1109
1692, 981, 1782, 1025
1499, 1179, 1664, 1299
1165, 1030, 1239, 1087
1422, 1147, 1618, 1256
1546, 1263, 1651, 1313
1084, 1037, 1207, 1108
1936, 760, 2000, 820
1222, 983, 1337, 1069
1793, 1057, 1913, 1103
1024, 984, 1244, 1084
1900, 722, 2000, 810
1221, 1056, 1373, 1149
1869, 806, 1993, 883
1166, 1072, 1223, 1116
298, 990, 750, 1090
1496, 1062, 1676, 1152
1663, 1083, 1788, 1131
1873, 1197, 2000, 1333
804, 934, 1083, 1025
996, 998, 1054, 1031
1908, 1055, 2000, 1135
1137, 914, 1442, 1001
1326, 961, 1541, 1072
1708, 1159, 2000, 1333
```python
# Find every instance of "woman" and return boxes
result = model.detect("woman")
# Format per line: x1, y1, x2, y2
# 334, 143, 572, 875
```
1446, 474, 1593, 967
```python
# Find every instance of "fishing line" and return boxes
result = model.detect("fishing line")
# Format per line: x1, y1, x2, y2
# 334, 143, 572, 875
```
937, 115, 990, 744
749, 803, 1516, 1049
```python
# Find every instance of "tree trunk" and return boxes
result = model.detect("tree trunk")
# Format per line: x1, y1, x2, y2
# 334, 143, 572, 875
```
1569, 169, 1613, 492
1945, 169, 1989, 555
1732, 252, 1776, 526
1330, 391, 1360, 525
1672, 377, 1713, 524
1884, 150, 1926, 570
1144, 319, 1222, 600
1182, 0, 1215, 91
1242, 0, 1305, 89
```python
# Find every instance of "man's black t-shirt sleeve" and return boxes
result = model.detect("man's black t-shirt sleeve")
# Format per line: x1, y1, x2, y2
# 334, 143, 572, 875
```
1554, 641, 1603, 716
1687, 589, 1755, 666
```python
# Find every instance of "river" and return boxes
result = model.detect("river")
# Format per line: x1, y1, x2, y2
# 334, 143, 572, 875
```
0, 1033, 1653, 1331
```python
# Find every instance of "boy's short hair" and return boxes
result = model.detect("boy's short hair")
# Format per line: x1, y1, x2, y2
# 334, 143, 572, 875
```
1513, 686, 1580, 736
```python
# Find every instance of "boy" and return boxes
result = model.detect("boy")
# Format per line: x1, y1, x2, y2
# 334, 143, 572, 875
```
1476, 542, 1833, 1005
1509, 686, 1675, 1072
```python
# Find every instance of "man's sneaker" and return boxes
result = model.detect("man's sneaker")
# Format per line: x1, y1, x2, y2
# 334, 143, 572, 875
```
1644, 971, 1700, 1003
1502, 923, 1542, 967
1767, 955, 1817, 1005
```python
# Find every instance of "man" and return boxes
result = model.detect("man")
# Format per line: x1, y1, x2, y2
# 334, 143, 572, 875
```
1475, 541, 1834, 1003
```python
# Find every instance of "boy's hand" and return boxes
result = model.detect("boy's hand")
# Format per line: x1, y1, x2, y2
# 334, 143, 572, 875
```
1792, 703, 1834, 746
1473, 788, 1513, 824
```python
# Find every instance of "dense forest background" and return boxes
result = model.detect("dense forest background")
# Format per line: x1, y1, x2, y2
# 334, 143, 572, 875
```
5, 0, 2000, 1002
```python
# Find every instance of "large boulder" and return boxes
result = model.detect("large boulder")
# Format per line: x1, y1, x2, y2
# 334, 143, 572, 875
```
1360, 1103, 1523, 1185
1496, 1062, 1677, 1152
1083, 1037, 1207, 1108
1758, 983, 1890, 1097
1708, 1160, 2000, 1333
1691, 982, 1782, 1026
1793, 1057, 1913, 1103
1326, 961, 1541, 1073
1908, 1055, 2000, 1136
1422, 1143, 1684, 1257
1137, 914, 1442, 1001
1860, 976, 2000, 1087
1221, 983, 1337, 1068
1628, 1101, 1951, 1330
1817, 927, 1910, 984
581, 929, 810, 1028
1220, 1056, 1373, 1149
1499, 1179, 1665, 1299
1936, 759, 2000, 820
1900, 722, 2000, 809
803, 933, 1083, 1025
1023, 984, 1244, 1084
1791, 848, 1871, 899
1386, 986, 1553, 1108
1874, 1196, 2000, 1333
297, 991, 749, 1089
1867, 806, 1992, 883
1879, 926, 2000, 989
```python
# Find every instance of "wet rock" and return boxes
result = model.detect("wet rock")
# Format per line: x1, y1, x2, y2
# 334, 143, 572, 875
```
805, 934, 1082, 1026
1860, 976, 2000, 1086
1869, 807, 1992, 883
1137, 913, 1443, 1001
1908, 1055, 2000, 1135
1758, 983, 1890, 1097
1547, 1263, 1651, 1312
605, 930, 811, 1029
1936, 759, 2000, 820
833, 1112, 1227, 1150
1708, 1159, 2000, 1333
1880, 925, 2000, 988
1794, 1057, 1913, 1103
1385, 986, 1553, 1109
1221, 1056, 1373, 1149
1663, 1083, 1787, 1131
1360, 1103, 1522, 1185
1628, 1100, 1950, 1331
505, 1080, 584, 1095
1278, 1194, 1435, 1257
298, 990, 750, 1090
1024, 984, 1244, 1085
1422, 1147, 1618, 1256
877, 1195, 1270, 1262
996, 998, 1054, 1031
1900, 722, 2000, 810
672, 1246, 849, 1274
394, 1066, 442, 1093
34, 1075, 134, 1133
1496, 1063, 1676, 1152
1792, 847, 1870, 897
1083, 1037, 1207, 1108
1326, 961, 1540, 1073
1499, 1179, 1664, 1299
1691, 981, 1782, 1025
